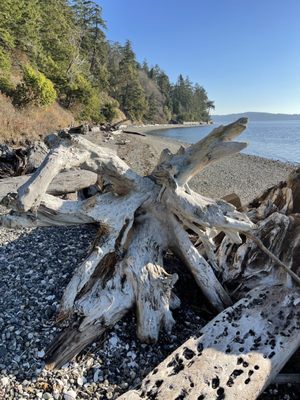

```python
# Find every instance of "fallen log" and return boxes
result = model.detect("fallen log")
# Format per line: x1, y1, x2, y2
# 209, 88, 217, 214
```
0, 170, 98, 202
119, 285, 300, 400
122, 129, 147, 136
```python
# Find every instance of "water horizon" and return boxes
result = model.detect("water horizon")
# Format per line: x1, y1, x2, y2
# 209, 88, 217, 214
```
148, 120, 300, 165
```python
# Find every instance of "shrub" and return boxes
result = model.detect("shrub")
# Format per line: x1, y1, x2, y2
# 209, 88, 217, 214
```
0, 48, 11, 74
64, 74, 93, 108
100, 100, 119, 123
0, 76, 14, 96
0, 48, 14, 96
13, 65, 57, 108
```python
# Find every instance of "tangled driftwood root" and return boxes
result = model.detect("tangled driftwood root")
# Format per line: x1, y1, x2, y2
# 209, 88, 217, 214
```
1, 120, 300, 399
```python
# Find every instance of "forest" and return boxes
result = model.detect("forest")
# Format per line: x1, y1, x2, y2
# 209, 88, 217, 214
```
0, 0, 214, 124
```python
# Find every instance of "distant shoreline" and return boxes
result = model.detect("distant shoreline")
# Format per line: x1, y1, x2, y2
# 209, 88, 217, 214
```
128, 122, 211, 134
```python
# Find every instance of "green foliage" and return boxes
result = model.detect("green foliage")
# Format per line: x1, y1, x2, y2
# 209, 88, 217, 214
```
100, 101, 119, 123
0, 48, 11, 75
0, 0, 214, 123
111, 41, 148, 121
13, 65, 57, 108
65, 73, 93, 108
0, 77, 14, 96
0, 47, 13, 95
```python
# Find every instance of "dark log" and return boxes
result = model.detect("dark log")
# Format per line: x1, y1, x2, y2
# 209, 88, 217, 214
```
123, 129, 146, 137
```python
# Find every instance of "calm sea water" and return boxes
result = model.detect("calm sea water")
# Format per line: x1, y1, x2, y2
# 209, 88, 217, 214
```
149, 120, 300, 164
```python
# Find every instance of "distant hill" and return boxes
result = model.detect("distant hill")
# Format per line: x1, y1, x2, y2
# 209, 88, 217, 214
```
212, 112, 300, 123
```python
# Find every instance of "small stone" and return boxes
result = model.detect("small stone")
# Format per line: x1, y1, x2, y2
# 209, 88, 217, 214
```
93, 369, 99, 382
43, 393, 53, 400
0, 346, 7, 357
108, 335, 119, 348
63, 389, 77, 400
37, 350, 45, 358
77, 376, 84, 386
1, 377, 9, 386
85, 357, 94, 368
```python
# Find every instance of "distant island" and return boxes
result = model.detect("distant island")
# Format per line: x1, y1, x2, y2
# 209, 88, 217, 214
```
212, 112, 300, 122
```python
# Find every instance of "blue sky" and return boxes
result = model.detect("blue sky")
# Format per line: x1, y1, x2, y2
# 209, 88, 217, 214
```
98, 0, 300, 114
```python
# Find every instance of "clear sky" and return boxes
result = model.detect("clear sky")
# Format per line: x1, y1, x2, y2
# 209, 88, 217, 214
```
98, 0, 300, 114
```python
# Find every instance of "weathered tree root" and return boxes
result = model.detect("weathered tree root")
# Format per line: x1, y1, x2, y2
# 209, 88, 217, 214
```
0, 118, 272, 370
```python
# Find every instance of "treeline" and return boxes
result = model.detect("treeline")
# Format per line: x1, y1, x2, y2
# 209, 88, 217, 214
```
0, 0, 214, 124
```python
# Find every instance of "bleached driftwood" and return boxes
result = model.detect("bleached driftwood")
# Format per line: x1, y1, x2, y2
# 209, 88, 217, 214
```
218, 167, 300, 296
0, 119, 259, 368
0, 115, 298, 390
118, 167, 300, 400
0, 169, 98, 202
119, 285, 300, 400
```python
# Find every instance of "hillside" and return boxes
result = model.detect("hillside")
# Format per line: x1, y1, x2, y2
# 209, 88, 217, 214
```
0, 0, 214, 142
212, 111, 300, 122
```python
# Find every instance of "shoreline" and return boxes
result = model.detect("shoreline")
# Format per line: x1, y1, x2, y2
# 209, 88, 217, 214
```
126, 123, 298, 169
128, 122, 211, 134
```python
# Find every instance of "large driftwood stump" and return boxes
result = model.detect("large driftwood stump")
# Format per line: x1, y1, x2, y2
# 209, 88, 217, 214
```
2, 119, 300, 398
1, 119, 257, 367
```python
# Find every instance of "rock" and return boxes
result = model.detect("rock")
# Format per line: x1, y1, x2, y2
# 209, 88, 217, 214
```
37, 350, 45, 358
76, 376, 84, 386
0, 346, 7, 357
43, 393, 53, 400
93, 369, 100, 382
63, 389, 77, 400
1, 377, 9, 386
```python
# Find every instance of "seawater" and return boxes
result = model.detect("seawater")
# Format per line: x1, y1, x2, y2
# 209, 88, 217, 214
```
148, 120, 300, 164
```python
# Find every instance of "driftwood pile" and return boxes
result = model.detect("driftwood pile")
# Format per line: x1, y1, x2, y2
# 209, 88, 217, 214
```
1, 119, 299, 400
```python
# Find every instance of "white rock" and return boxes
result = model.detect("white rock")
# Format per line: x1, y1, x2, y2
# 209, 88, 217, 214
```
1, 377, 9, 386
108, 335, 119, 348
43, 393, 53, 400
63, 390, 77, 400
76, 376, 84, 386
93, 369, 99, 382
37, 350, 45, 358
85, 357, 94, 368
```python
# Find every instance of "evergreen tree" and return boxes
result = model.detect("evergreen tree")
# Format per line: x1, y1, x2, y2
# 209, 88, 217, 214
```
114, 41, 147, 121
0, 1, 214, 123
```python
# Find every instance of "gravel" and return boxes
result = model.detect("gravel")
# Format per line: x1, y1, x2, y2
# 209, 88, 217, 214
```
0, 131, 299, 399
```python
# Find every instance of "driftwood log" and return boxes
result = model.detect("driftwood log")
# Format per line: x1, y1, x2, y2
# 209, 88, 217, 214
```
1, 119, 299, 399
0, 170, 98, 202
120, 285, 300, 400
